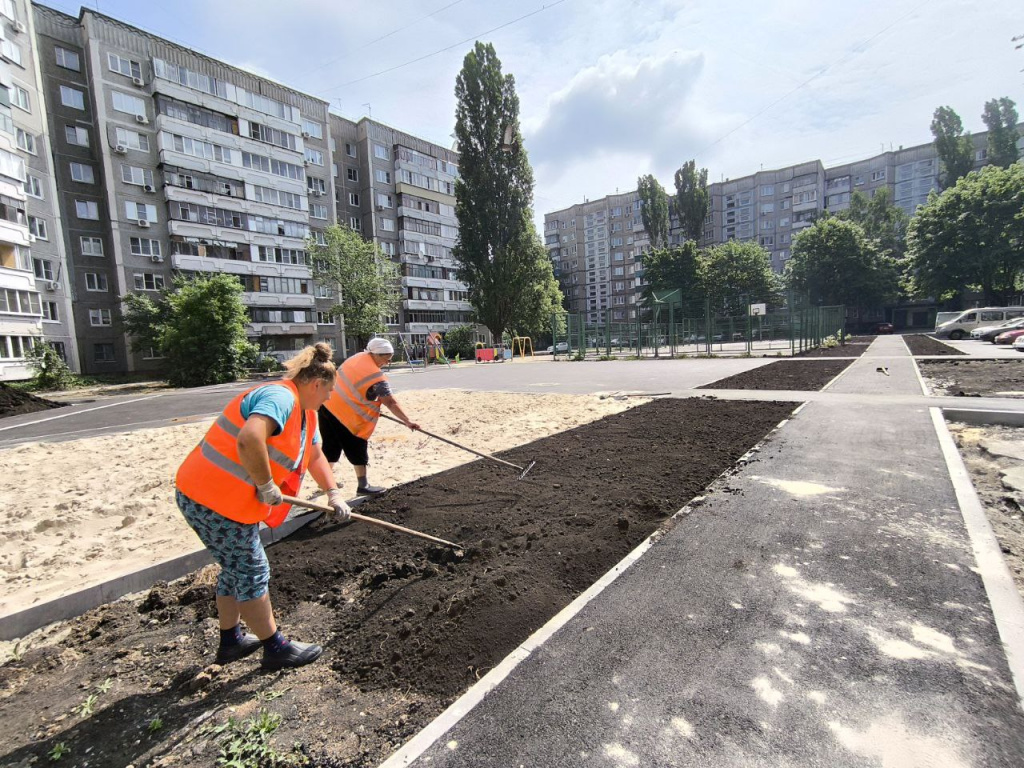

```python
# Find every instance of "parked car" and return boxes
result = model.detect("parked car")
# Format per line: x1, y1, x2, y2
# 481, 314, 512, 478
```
1013, 335, 1024, 352
994, 328, 1024, 345
545, 341, 569, 353
934, 306, 1024, 340
870, 322, 894, 334
972, 316, 1024, 341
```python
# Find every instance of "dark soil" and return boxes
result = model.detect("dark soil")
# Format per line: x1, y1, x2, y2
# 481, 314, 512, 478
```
0, 382, 64, 419
903, 334, 966, 356
0, 398, 795, 768
919, 359, 1024, 398
796, 336, 876, 358
699, 359, 852, 390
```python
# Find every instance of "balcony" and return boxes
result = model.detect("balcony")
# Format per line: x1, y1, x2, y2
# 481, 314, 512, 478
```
247, 322, 316, 336
242, 292, 315, 308
171, 252, 310, 280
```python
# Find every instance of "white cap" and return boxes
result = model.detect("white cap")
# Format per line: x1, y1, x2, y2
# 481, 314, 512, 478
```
366, 338, 394, 355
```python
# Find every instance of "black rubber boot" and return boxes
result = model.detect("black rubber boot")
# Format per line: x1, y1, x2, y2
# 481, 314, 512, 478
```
261, 640, 323, 670
214, 633, 261, 665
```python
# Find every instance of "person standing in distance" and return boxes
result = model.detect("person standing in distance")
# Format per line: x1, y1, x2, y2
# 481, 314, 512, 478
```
175, 343, 351, 670
319, 338, 420, 495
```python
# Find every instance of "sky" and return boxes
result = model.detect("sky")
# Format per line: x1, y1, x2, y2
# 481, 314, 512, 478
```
40, 0, 1024, 230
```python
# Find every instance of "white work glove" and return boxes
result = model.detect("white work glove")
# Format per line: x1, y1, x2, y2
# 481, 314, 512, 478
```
256, 479, 283, 506
327, 488, 352, 522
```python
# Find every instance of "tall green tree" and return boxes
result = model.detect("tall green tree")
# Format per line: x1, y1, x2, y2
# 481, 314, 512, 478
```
982, 97, 1020, 168
673, 160, 709, 243
121, 273, 254, 387
700, 240, 782, 315
931, 106, 975, 188
787, 217, 899, 311
452, 41, 546, 343
835, 188, 909, 261
907, 164, 1024, 305
637, 174, 670, 249
641, 241, 702, 311
507, 236, 563, 338
309, 224, 400, 349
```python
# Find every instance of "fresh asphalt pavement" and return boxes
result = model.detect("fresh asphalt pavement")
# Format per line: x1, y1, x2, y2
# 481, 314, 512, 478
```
385, 336, 1024, 767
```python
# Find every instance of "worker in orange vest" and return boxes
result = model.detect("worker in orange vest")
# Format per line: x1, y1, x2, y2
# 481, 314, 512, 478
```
175, 343, 350, 670
319, 337, 420, 495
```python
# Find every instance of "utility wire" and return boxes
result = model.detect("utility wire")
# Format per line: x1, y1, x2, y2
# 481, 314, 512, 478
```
693, 0, 932, 161
300, 0, 468, 79
318, 0, 569, 92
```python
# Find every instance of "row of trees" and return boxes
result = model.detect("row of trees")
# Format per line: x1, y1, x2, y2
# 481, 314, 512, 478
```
931, 98, 1019, 188
636, 160, 710, 250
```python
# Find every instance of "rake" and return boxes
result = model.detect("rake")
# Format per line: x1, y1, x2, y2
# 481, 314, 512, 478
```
381, 413, 536, 480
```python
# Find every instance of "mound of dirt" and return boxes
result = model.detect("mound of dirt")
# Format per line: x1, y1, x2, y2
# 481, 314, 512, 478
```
903, 334, 966, 356
0, 382, 63, 419
699, 359, 852, 390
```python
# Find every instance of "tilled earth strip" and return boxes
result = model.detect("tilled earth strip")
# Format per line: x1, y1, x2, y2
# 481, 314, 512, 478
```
0, 398, 796, 768
698, 359, 853, 391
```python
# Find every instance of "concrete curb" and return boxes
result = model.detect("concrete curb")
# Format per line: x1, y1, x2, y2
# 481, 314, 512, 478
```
0, 495, 366, 642
931, 408, 1024, 711
942, 408, 1024, 428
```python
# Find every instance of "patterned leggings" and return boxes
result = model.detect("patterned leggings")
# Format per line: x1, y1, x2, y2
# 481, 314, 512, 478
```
176, 489, 270, 602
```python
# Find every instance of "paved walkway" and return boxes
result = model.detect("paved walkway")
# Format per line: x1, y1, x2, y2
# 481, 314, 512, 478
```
385, 335, 1024, 767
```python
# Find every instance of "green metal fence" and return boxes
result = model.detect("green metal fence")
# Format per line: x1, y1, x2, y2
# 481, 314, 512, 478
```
550, 292, 845, 359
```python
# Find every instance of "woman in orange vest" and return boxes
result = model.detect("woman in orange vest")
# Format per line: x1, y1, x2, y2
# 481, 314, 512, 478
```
319, 337, 420, 495
175, 343, 350, 670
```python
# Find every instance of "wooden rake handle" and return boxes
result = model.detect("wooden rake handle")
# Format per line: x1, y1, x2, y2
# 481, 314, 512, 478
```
380, 413, 525, 472
281, 494, 462, 550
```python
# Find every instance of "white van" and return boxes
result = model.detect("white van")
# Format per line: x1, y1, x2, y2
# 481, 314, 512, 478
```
934, 307, 1024, 340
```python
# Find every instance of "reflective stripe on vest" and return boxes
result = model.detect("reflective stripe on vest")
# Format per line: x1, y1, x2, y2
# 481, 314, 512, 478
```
175, 379, 314, 527
323, 352, 385, 440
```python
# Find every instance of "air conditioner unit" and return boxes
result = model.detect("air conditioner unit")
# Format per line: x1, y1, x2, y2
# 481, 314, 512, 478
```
135, 114, 149, 125
143, 184, 155, 193
137, 219, 151, 228
150, 254, 164, 263
132, 77, 145, 87
303, 160, 311, 166
28, 234, 36, 243
301, 131, 311, 139
12, 20, 25, 34
114, 144, 128, 154
45, 280, 58, 291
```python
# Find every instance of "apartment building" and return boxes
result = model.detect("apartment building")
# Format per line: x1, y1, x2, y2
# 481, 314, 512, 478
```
0, 0, 75, 379
544, 191, 649, 325
329, 114, 476, 353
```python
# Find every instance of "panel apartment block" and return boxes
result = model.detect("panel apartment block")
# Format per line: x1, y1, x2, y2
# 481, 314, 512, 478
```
33, 4, 337, 374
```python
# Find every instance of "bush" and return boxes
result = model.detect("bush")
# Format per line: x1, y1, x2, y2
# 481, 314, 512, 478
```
26, 343, 76, 391
438, 325, 477, 360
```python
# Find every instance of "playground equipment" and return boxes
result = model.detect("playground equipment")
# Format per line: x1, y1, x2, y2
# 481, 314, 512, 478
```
511, 336, 534, 357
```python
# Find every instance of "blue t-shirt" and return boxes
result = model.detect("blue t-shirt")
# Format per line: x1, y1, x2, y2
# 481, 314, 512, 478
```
241, 385, 320, 466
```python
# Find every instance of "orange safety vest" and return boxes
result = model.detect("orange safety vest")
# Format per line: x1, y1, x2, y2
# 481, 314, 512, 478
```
322, 351, 386, 440
175, 379, 316, 527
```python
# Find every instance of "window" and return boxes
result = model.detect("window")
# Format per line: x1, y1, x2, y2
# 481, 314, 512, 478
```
133, 272, 165, 291
331, 163, 338, 178
28, 216, 47, 240
81, 236, 103, 256
9, 84, 29, 111
348, 192, 359, 206
375, 169, 392, 184
60, 85, 84, 110
55, 46, 80, 71
349, 216, 360, 230
130, 237, 161, 257
317, 311, 333, 325
304, 148, 324, 165
301, 119, 323, 139
16, 128, 35, 154
42, 301, 59, 322
24, 174, 42, 198
33, 258, 53, 281
112, 91, 146, 115
115, 127, 149, 151
0, 335, 40, 359
871, 169, 886, 181
70, 162, 95, 183
376, 193, 393, 209
85, 273, 108, 292
63, 125, 89, 147
89, 307, 111, 324
76, 200, 99, 219
380, 218, 394, 232
121, 164, 154, 187
374, 144, 390, 160
760, 185, 774, 196
125, 201, 157, 222
307, 177, 326, 194
108, 52, 142, 79
345, 142, 356, 157
142, 346, 163, 360
346, 167, 358, 182
309, 203, 327, 219
94, 343, 116, 362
